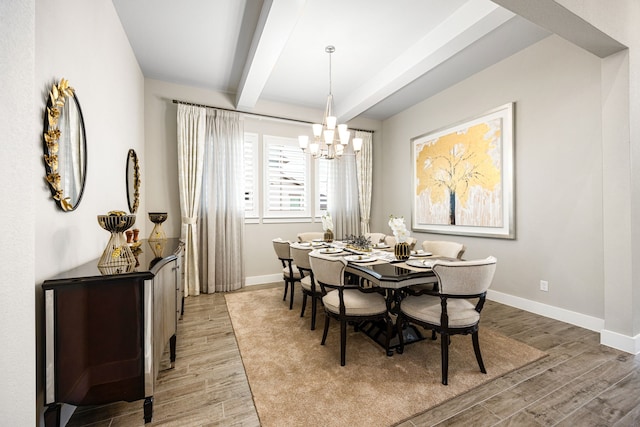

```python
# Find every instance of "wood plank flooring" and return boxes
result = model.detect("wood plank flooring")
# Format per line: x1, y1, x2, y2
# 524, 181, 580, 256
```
67, 283, 640, 426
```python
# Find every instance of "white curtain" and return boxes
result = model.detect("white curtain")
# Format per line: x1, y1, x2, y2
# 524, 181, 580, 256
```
328, 145, 360, 238
177, 104, 206, 297
355, 131, 373, 234
198, 110, 245, 293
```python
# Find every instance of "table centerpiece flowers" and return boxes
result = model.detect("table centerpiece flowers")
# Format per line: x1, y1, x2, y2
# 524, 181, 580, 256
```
321, 211, 334, 242
389, 215, 411, 260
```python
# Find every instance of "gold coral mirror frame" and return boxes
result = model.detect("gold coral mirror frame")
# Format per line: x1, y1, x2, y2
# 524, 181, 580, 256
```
42, 78, 87, 211
126, 149, 140, 213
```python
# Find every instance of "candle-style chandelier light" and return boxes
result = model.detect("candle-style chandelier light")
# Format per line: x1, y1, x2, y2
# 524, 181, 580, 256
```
298, 45, 362, 160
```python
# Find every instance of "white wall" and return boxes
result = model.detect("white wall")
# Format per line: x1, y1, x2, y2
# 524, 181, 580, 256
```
1, 1, 36, 425
33, 0, 145, 424
380, 35, 604, 319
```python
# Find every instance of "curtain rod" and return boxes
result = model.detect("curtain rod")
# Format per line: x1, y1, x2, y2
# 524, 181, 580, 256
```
172, 99, 374, 134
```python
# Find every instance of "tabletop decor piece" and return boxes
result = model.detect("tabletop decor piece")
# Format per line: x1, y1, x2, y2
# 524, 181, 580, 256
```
344, 234, 372, 252
97, 211, 137, 274
148, 212, 168, 241
411, 103, 514, 239
389, 215, 411, 260
321, 211, 334, 242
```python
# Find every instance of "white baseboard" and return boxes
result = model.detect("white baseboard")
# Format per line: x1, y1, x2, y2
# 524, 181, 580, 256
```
487, 289, 604, 332
600, 329, 640, 355
487, 289, 640, 354
245, 273, 281, 286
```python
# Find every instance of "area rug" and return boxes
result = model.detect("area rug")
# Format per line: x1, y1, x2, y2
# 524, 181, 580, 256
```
225, 287, 546, 427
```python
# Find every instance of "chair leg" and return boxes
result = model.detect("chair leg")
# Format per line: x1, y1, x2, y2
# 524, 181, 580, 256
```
472, 331, 487, 374
300, 293, 308, 318
384, 316, 392, 356
340, 319, 347, 366
288, 281, 295, 310
282, 280, 288, 301
321, 314, 330, 345
395, 315, 405, 354
441, 333, 449, 385
310, 294, 317, 330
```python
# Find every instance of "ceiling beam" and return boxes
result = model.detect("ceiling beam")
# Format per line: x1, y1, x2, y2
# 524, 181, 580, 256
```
235, 0, 306, 110
492, 0, 626, 58
336, 0, 516, 122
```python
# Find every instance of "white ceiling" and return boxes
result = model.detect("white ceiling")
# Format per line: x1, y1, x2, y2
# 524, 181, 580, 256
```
112, 0, 551, 121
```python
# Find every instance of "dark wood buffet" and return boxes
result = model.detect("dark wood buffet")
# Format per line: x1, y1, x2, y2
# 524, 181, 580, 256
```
42, 238, 184, 427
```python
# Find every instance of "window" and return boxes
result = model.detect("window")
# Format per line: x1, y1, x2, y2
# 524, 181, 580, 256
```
263, 135, 310, 218
316, 158, 329, 214
244, 133, 259, 218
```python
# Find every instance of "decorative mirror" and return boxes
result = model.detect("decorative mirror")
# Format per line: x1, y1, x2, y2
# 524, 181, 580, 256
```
126, 149, 140, 213
42, 78, 87, 211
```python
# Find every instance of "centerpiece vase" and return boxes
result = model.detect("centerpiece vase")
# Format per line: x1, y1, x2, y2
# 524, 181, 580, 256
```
394, 241, 411, 261
324, 229, 334, 243
97, 213, 137, 275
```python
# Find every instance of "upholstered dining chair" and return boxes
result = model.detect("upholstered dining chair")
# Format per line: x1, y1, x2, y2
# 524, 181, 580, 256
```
364, 232, 387, 244
291, 244, 322, 330
309, 252, 391, 366
396, 256, 497, 385
297, 231, 324, 242
384, 235, 417, 250
422, 240, 466, 259
272, 238, 302, 310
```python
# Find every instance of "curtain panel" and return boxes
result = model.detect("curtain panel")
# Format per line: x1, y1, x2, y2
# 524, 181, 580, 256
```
198, 110, 245, 293
328, 145, 360, 238
355, 131, 373, 234
176, 104, 206, 297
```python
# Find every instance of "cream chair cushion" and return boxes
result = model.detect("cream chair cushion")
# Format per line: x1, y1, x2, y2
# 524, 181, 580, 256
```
297, 232, 324, 242
401, 295, 479, 328
422, 240, 466, 259
323, 289, 387, 316
300, 275, 315, 291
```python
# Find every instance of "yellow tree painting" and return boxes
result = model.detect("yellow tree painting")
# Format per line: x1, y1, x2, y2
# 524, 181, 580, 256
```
412, 103, 514, 238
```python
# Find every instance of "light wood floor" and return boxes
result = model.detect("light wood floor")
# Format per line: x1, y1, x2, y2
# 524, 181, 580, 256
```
68, 283, 640, 427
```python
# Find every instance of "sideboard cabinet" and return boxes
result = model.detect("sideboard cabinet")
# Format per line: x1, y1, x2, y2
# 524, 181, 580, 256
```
42, 238, 184, 426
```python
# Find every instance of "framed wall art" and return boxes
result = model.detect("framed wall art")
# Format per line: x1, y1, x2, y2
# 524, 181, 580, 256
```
411, 103, 515, 239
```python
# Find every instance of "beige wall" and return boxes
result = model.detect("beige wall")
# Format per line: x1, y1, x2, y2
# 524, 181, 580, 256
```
32, 0, 145, 424
1, 1, 35, 424
380, 35, 604, 318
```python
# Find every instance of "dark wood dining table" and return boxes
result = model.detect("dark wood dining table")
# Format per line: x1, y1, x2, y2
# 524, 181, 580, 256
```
307, 246, 455, 353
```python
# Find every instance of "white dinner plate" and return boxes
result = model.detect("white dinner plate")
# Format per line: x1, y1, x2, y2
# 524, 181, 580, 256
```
406, 259, 434, 268
297, 242, 311, 247
318, 248, 343, 255
411, 251, 432, 257
312, 238, 324, 242
344, 255, 375, 263
373, 243, 390, 249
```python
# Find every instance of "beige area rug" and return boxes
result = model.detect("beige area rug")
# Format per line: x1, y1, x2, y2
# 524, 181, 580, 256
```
225, 287, 546, 427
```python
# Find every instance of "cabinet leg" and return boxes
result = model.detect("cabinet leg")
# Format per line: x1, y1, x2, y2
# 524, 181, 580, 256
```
170, 334, 177, 368
143, 396, 153, 423
44, 404, 61, 427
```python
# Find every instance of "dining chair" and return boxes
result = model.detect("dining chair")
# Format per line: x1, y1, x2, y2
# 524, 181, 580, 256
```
384, 235, 417, 250
290, 244, 322, 330
272, 238, 302, 310
421, 240, 466, 259
364, 232, 386, 244
309, 252, 391, 366
396, 256, 497, 385
297, 231, 324, 242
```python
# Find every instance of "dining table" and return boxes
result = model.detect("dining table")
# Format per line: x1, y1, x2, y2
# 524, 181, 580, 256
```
304, 240, 455, 353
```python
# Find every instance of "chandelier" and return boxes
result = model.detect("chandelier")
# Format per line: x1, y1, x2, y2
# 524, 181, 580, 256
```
299, 45, 362, 160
